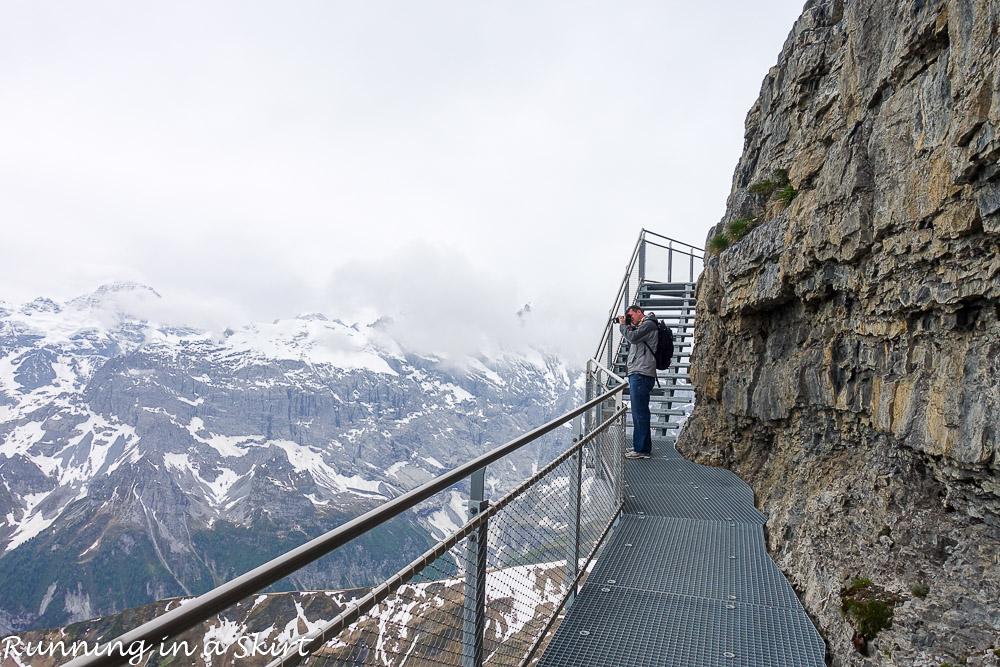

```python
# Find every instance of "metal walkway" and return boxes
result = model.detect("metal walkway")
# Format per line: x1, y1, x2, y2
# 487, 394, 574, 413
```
537, 439, 826, 667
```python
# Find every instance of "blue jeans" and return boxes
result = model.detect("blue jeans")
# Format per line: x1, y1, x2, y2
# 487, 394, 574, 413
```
629, 373, 655, 454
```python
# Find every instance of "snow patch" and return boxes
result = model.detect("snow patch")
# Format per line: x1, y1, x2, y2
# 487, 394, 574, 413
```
304, 493, 329, 506
220, 318, 398, 375
186, 417, 255, 457
5, 510, 58, 553
204, 468, 240, 505
420, 456, 445, 470
0, 421, 45, 458
427, 490, 467, 541
468, 358, 504, 385
163, 452, 191, 472
269, 440, 384, 498
0, 356, 20, 393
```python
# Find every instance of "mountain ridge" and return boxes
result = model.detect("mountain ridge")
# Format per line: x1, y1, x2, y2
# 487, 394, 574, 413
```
0, 283, 581, 634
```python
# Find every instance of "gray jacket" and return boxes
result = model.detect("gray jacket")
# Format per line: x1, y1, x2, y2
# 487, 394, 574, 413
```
620, 314, 658, 378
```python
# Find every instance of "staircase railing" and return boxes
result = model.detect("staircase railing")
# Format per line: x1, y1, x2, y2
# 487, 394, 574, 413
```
64, 364, 628, 667
594, 229, 704, 375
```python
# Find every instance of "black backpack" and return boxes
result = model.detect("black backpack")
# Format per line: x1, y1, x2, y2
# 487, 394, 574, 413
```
643, 318, 674, 370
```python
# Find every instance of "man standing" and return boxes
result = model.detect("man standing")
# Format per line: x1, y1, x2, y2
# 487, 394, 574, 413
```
618, 306, 657, 459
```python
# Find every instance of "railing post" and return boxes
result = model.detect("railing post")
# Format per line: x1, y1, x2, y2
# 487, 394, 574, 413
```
463, 468, 488, 667
564, 417, 583, 608
584, 364, 596, 471
585, 361, 595, 435
638, 238, 646, 285
605, 330, 613, 374
595, 382, 604, 436
667, 243, 674, 283
614, 391, 626, 510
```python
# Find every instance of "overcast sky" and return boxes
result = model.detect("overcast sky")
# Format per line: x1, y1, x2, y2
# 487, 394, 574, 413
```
0, 1, 804, 361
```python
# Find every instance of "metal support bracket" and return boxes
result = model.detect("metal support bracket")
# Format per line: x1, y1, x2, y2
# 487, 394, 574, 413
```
638, 239, 646, 285
564, 419, 584, 608
463, 468, 489, 667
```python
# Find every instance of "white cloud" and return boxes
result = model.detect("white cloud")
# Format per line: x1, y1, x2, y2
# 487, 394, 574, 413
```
325, 242, 611, 363
0, 0, 807, 360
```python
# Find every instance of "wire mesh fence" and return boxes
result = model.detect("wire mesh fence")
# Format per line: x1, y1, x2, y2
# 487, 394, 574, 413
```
273, 408, 627, 667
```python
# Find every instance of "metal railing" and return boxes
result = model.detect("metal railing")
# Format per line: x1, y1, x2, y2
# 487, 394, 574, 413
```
594, 229, 704, 375
63, 364, 627, 667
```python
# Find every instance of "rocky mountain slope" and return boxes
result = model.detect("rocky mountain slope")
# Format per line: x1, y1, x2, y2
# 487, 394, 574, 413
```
678, 1, 1000, 665
0, 282, 580, 636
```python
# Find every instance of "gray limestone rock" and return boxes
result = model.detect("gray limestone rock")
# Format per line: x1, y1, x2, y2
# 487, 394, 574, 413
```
679, 0, 1000, 664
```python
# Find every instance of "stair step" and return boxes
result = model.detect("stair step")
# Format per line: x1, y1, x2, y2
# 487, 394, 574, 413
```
614, 359, 691, 369
639, 300, 697, 310
645, 315, 697, 322
645, 313, 697, 320
622, 387, 695, 396
626, 420, 682, 429
642, 282, 695, 291
641, 290, 694, 294
650, 406, 687, 415
613, 356, 691, 367
616, 342, 693, 353
636, 297, 696, 307
613, 352, 690, 365
622, 404, 690, 414
613, 371, 693, 381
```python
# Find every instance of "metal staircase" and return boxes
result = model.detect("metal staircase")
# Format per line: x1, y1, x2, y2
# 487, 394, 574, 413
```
593, 231, 703, 443
613, 281, 697, 441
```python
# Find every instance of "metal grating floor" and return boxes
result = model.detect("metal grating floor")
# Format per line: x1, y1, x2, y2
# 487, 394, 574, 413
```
537, 439, 825, 667
586, 516, 802, 608
536, 587, 826, 667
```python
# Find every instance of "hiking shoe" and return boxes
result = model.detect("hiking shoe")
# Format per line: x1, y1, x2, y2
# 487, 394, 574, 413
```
625, 451, 650, 459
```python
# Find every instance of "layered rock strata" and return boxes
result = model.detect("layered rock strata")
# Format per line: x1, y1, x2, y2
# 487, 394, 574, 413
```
677, 1, 1000, 664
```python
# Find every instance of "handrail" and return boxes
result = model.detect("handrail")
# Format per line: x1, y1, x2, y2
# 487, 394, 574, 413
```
63, 383, 627, 667
643, 238, 702, 258
588, 357, 626, 387
266, 405, 629, 667
641, 228, 703, 253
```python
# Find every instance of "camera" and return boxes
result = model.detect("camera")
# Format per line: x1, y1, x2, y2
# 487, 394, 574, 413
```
612, 313, 633, 325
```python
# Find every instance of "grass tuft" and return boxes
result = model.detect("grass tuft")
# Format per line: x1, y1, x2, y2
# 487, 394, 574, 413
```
841, 577, 899, 650
707, 233, 730, 255
726, 216, 757, 240
774, 183, 799, 208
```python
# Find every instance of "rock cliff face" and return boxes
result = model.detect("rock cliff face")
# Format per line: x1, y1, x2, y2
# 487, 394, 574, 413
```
677, 0, 1000, 664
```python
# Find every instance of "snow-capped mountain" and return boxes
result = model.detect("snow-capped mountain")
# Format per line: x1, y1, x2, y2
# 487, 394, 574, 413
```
0, 283, 582, 634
